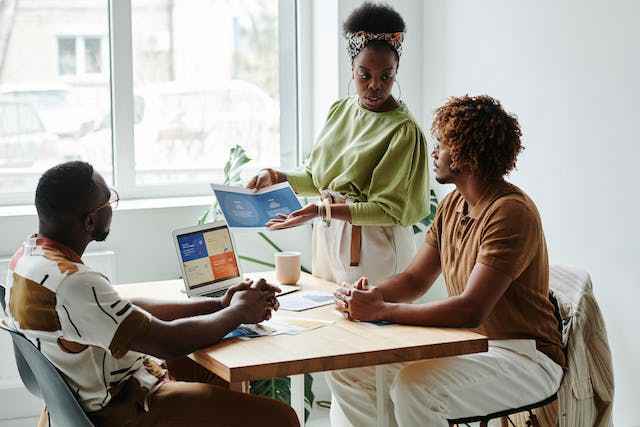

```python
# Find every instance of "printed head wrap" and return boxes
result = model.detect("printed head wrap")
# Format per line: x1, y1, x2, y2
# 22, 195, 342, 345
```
345, 31, 404, 61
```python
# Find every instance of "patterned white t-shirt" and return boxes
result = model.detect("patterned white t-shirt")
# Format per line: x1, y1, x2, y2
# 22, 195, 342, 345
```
4, 235, 162, 412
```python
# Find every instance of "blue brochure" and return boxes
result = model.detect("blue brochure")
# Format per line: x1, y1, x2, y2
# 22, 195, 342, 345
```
223, 326, 261, 340
210, 182, 303, 228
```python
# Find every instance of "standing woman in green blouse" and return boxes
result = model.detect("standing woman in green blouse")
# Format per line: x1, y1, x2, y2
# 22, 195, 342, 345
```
247, 2, 429, 286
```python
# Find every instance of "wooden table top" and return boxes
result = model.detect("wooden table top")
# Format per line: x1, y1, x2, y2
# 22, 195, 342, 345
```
118, 272, 488, 383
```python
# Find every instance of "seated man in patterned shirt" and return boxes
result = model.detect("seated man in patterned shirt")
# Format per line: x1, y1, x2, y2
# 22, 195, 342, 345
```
3, 161, 298, 427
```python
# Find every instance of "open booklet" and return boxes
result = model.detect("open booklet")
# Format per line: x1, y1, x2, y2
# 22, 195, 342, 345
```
210, 182, 303, 229
223, 317, 334, 341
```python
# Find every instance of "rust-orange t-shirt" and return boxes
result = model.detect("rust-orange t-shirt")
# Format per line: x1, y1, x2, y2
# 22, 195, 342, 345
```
426, 181, 565, 367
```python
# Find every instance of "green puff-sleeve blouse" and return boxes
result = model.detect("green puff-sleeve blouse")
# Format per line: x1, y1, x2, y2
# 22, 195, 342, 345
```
286, 96, 429, 227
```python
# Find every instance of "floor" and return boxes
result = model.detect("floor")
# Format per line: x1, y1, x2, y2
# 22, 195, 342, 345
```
307, 405, 331, 427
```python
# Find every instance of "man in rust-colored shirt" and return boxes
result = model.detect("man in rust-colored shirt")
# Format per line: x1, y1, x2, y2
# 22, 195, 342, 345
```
329, 95, 564, 427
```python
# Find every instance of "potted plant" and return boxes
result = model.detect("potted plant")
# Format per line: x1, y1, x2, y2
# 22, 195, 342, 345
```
200, 144, 314, 419
201, 145, 438, 419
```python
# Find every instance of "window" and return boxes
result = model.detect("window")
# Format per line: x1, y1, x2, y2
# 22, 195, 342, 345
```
0, 0, 298, 205
0, 2, 112, 200
84, 37, 103, 74
57, 36, 105, 77
57, 37, 77, 76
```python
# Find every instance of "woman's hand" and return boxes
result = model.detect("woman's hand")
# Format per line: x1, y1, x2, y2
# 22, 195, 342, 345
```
266, 203, 318, 230
247, 168, 284, 191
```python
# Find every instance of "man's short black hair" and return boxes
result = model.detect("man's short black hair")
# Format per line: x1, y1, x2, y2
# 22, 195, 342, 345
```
35, 161, 97, 225
343, 2, 406, 35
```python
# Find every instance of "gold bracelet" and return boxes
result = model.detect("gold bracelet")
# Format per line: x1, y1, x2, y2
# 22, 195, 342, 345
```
323, 197, 332, 226
316, 202, 324, 222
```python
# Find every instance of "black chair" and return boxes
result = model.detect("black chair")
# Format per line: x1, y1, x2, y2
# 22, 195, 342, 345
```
1, 282, 5, 313
448, 393, 557, 426
448, 292, 564, 427
0, 284, 94, 427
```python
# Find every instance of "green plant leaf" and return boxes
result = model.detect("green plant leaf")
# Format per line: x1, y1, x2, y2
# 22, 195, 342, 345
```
415, 188, 439, 233
250, 374, 315, 421
238, 255, 275, 269
257, 231, 283, 252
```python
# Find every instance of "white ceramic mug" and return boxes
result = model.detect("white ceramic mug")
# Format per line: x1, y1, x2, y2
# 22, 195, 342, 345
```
275, 251, 301, 285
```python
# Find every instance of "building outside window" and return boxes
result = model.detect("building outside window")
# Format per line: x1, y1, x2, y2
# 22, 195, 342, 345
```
0, 0, 297, 205
57, 35, 104, 77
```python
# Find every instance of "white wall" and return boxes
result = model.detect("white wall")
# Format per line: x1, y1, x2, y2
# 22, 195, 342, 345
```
422, 0, 640, 424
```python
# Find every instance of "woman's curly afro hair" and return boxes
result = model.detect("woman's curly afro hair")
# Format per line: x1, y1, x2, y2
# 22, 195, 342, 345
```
432, 95, 524, 180
343, 2, 406, 35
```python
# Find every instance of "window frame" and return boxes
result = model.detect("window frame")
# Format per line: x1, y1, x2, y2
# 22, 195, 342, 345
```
110, 0, 299, 200
0, 0, 299, 206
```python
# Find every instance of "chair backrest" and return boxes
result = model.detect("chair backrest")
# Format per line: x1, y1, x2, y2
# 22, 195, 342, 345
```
0, 283, 6, 313
0, 324, 94, 427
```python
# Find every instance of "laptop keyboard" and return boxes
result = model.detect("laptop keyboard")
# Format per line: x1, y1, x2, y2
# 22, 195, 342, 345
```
202, 289, 227, 298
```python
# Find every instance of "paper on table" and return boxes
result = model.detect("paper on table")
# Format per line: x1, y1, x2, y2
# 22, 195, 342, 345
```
276, 317, 335, 331
223, 317, 333, 341
278, 290, 335, 312
210, 182, 302, 228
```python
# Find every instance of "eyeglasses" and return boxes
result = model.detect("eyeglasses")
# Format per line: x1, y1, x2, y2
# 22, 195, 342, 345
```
86, 187, 119, 217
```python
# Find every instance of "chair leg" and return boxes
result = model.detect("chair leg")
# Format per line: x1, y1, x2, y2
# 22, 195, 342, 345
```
36, 407, 48, 427
503, 416, 517, 427
527, 410, 540, 427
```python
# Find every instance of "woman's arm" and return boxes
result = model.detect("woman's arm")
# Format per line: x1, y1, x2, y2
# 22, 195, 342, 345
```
266, 203, 352, 229
247, 168, 319, 196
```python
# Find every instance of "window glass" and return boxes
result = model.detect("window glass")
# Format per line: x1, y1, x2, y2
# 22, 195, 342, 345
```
58, 37, 77, 76
84, 37, 103, 74
0, 1, 112, 193
131, 0, 280, 186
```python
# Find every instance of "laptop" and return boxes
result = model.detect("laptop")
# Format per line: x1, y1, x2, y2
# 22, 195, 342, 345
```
172, 221, 298, 298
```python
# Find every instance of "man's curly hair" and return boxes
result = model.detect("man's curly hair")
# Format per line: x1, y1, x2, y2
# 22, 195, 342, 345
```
432, 95, 523, 180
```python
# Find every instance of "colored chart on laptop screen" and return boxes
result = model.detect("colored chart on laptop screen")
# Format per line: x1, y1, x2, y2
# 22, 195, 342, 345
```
177, 226, 240, 289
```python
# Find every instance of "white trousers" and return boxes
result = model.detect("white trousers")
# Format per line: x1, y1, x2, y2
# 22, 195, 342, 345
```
311, 219, 416, 285
327, 340, 563, 427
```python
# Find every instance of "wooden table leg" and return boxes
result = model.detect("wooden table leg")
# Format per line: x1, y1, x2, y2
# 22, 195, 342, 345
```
291, 374, 305, 426
376, 366, 391, 427
230, 381, 250, 393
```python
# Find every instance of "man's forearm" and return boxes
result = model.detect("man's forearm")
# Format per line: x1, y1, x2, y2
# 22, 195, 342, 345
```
131, 297, 227, 321
132, 306, 245, 360
376, 271, 430, 303
374, 244, 443, 303
380, 296, 481, 328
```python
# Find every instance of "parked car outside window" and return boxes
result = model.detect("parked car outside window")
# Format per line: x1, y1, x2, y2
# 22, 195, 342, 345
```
0, 99, 58, 168
0, 83, 98, 139
80, 80, 278, 174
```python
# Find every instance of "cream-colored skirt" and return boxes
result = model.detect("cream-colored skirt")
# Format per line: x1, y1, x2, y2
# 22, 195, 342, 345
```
311, 217, 416, 286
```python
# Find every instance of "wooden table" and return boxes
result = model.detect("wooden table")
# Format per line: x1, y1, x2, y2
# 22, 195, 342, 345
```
118, 272, 488, 426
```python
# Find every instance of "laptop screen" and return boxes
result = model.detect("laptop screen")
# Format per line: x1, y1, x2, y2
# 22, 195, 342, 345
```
176, 224, 240, 290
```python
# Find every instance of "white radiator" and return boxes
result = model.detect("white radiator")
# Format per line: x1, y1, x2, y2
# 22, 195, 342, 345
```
0, 251, 116, 420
